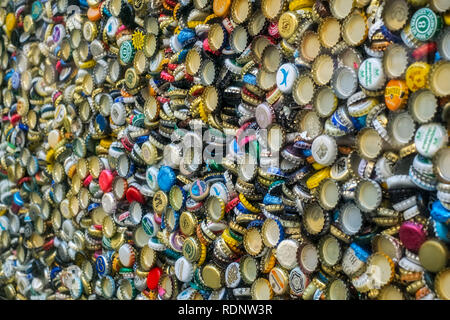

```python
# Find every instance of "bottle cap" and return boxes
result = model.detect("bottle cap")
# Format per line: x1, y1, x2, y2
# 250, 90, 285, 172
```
355, 179, 382, 213
213, 0, 232, 17
339, 202, 363, 236
314, 86, 338, 118
289, 267, 309, 297
383, 0, 409, 31
276, 63, 298, 93
434, 147, 450, 184
278, 11, 300, 40
312, 54, 335, 86
410, 8, 442, 42
356, 128, 383, 160
414, 123, 448, 158
251, 278, 273, 300
405, 61, 431, 92
276, 239, 300, 270
435, 268, 450, 300
311, 134, 338, 166
329, 0, 353, 20
318, 235, 341, 267
428, 61, 450, 97
408, 89, 437, 123
341, 10, 368, 46
385, 79, 409, 111
325, 278, 349, 300
331, 66, 358, 100
358, 57, 386, 91
418, 240, 448, 273
318, 17, 341, 49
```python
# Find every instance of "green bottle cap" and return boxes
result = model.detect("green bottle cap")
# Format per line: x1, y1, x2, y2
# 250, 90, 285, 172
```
119, 40, 136, 65
410, 8, 442, 41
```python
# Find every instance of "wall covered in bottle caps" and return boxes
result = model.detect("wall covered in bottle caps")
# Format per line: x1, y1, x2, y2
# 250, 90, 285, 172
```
0, 0, 449, 300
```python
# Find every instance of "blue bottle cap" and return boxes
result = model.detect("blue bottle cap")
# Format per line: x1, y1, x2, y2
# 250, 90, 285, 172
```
157, 166, 176, 192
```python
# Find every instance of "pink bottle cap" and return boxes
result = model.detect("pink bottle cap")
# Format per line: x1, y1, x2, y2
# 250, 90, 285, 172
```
399, 221, 426, 252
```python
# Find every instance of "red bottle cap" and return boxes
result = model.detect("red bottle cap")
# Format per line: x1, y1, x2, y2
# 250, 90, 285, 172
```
147, 267, 162, 290
126, 186, 144, 203
10, 114, 21, 126
412, 42, 437, 61
99, 169, 114, 192
83, 174, 93, 187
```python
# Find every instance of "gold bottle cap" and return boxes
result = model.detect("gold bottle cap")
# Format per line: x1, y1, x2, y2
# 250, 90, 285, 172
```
182, 236, 201, 262
341, 10, 368, 46
133, 50, 147, 75
231, 0, 251, 25
205, 196, 225, 222
355, 179, 382, 213
248, 11, 267, 36
329, 0, 353, 20
92, 207, 106, 226
134, 226, 150, 248
278, 11, 299, 39
229, 25, 248, 53
383, 0, 409, 31
23, 15, 35, 33
243, 227, 264, 256
179, 211, 197, 237
418, 240, 448, 273
261, 44, 282, 73
202, 263, 222, 290
314, 86, 337, 118
153, 190, 168, 215
256, 69, 277, 90
299, 30, 321, 62
208, 23, 226, 52
408, 89, 437, 124
140, 245, 156, 271
377, 285, 404, 300
143, 33, 157, 58
252, 278, 273, 300
251, 35, 271, 64
318, 235, 341, 267
356, 127, 383, 160
318, 17, 341, 49
261, 0, 285, 20
202, 86, 219, 113
303, 203, 326, 235
83, 20, 97, 42
371, 234, 402, 263
312, 54, 335, 86
185, 48, 202, 76
102, 215, 116, 238
124, 67, 138, 89
261, 219, 282, 248
326, 278, 349, 300
240, 255, 259, 284
292, 74, 315, 105
428, 61, 450, 97
435, 268, 450, 300
317, 178, 340, 210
